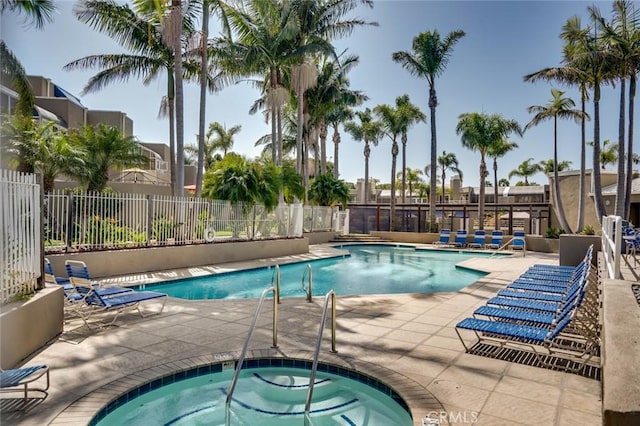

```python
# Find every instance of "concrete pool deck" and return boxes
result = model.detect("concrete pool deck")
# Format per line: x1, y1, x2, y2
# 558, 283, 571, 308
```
1, 245, 602, 425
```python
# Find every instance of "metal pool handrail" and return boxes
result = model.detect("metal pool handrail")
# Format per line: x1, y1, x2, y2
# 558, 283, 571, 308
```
304, 290, 337, 423
271, 265, 281, 303
225, 285, 279, 417
301, 264, 313, 302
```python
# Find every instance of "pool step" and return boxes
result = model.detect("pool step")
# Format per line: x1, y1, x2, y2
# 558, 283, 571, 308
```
250, 372, 334, 402
330, 234, 390, 243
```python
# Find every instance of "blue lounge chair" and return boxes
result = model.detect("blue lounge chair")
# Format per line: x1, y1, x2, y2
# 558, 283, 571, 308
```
433, 229, 452, 246
486, 230, 503, 249
0, 365, 49, 401
44, 258, 70, 287
511, 231, 526, 250
77, 285, 168, 327
467, 230, 486, 249
64, 260, 134, 297
453, 230, 468, 247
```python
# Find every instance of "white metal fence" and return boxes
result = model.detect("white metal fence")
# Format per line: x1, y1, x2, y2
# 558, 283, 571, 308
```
601, 215, 622, 279
1, 170, 41, 303
43, 191, 337, 253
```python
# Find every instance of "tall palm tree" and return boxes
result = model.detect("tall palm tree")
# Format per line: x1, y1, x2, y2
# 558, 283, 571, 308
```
392, 28, 466, 231
525, 88, 585, 233
65, 0, 196, 196
457, 112, 522, 230
508, 158, 544, 185
395, 94, 426, 205
344, 108, 382, 205
68, 124, 147, 193
374, 103, 404, 231
596, 0, 640, 218
205, 121, 242, 156
436, 151, 463, 204
561, 13, 611, 224
540, 159, 573, 174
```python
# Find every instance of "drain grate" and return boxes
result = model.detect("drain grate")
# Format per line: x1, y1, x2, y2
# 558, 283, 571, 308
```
632, 284, 640, 306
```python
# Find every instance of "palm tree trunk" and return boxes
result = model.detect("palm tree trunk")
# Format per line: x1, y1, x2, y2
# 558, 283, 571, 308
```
319, 121, 327, 174
172, 0, 185, 195
364, 141, 370, 205
576, 90, 586, 232
625, 74, 636, 219
296, 78, 304, 174
428, 87, 438, 232
168, 91, 177, 196
270, 67, 277, 163
592, 84, 607, 224
615, 78, 627, 217
553, 117, 572, 233
479, 154, 487, 230
401, 133, 407, 204
333, 124, 340, 179
276, 105, 283, 166
196, 2, 209, 197
493, 158, 499, 229
390, 140, 398, 231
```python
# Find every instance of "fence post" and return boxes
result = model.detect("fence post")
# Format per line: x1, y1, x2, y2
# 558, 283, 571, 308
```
65, 192, 74, 252
147, 194, 153, 246
37, 174, 44, 290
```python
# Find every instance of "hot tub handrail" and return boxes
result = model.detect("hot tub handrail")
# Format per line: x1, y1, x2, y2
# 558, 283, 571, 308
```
302, 264, 313, 302
304, 290, 337, 422
225, 285, 278, 415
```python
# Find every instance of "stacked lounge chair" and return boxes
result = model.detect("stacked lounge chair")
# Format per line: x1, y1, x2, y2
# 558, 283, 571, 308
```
65, 260, 168, 328
467, 230, 486, 249
453, 230, 468, 248
486, 230, 503, 249
433, 229, 452, 247
455, 245, 600, 372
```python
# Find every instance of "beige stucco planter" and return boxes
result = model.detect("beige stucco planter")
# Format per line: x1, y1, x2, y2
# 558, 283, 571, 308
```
525, 235, 560, 253
0, 286, 63, 369
559, 234, 602, 266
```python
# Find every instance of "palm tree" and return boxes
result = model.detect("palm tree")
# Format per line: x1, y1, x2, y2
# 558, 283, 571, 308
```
395, 95, 426, 205
184, 136, 222, 172
392, 28, 466, 231
499, 178, 510, 187
508, 158, 543, 185
487, 139, 518, 227
525, 88, 586, 233
309, 173, 350, 208
374, 103, 404, 231
344, 108, 382, 205
588, 139, 619, 168
436, 151, 463, 204
403, 167, 424, 203
540, 159, 573, 174
68, 124, 147, 193
457, 112, 523, 230
0, 0, 55, 116
205, 122, 241, 156
65, 0, 194, 196
524, 63, 591, 231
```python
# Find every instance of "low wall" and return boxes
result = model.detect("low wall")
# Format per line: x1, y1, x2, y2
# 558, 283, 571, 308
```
525, 236, 560, 254
559, 234, 601, 266
0, 286, 63, 369
601, 274, 640, 425
304, 231, 337, 245
47, 238, 309, 279
370, 231, 439, 244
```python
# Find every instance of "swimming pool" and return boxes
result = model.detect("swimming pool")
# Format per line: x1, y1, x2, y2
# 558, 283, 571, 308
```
137, 244, 490, 300
91, 359, 413, 425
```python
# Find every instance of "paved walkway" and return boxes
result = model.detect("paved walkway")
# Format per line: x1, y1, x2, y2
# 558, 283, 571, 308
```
1, 245, 602, 425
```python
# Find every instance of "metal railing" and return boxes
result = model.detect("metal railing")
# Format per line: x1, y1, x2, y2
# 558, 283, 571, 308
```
302, 264, 313, 302
304, 290, 337, 424
43, 191, 317, 253
225, 286, 279, 422
1, 170, 41, 303
601, 215, 622, 279
271, 265, 281, 304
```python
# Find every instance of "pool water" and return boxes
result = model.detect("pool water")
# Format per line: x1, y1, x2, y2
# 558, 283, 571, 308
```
137, 244, 488, 300
93, 365, 413, 426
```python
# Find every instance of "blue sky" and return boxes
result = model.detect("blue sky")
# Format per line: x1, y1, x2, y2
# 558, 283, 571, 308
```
2, 0, 629, 187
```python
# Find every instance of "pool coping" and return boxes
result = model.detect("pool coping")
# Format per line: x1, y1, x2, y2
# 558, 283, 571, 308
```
52, 349, 445, 425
